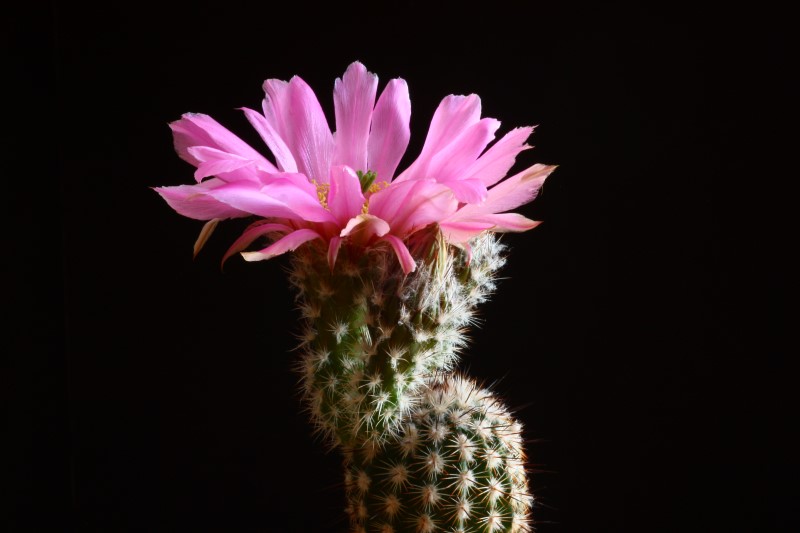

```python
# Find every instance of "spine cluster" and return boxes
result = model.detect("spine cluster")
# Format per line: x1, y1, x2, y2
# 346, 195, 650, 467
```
343, 374, 531, 533
288, 232, 533, 532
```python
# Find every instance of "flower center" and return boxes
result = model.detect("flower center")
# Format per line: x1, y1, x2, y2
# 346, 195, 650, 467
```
360, 173, 389, 214
312, 171, 389, 215
356, 170, 377, 192
312, 180, 331, 209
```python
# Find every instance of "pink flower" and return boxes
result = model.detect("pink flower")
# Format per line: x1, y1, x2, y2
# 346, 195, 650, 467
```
154, 61, 555, 273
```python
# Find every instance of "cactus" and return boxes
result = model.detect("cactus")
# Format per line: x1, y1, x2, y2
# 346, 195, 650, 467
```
153, 61, 555, 532
287, 232, 535, 531
342, 373, 532, 533
289, 231, 506, 451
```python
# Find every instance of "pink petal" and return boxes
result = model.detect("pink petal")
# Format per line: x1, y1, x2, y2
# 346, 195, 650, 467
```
203, 182, 296, 219
333, 61, 378, 172
438, 219, 495, 243
221, 221, 292, 266
170, 113, 276, 172
256, 171, 318, 191
394, 94, 482, 183
455, 163, 556, 218
187, 146, 256, 182
263, 76, 334, 184
404, 117, 502, 203
241, 107, 298, 173
438, 178, 488, 205
366, 180, 426, 226
261, 78, 290, 135
241, 228, 321, 262
205, 179, 334, 223
440, 214, 540, 244
382, 234, 416, 274
420, 94, 483, 157
193, 159, 254, 182
327, 236, 343, 270
427, 118, 500, 185
340, 214, 390, 238
327, 165, 366, 225
460, 126, 534, 187
153, 179, 250, 220
369, 180, 457, 236
367, 78, 411, 182
481, 213, 542, 232
260, 174, 336, 222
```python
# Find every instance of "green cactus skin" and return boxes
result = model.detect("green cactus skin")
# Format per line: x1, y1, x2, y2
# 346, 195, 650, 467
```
342, 373, 533, 533
288, 231, 507, 451
285, 230, 533, 531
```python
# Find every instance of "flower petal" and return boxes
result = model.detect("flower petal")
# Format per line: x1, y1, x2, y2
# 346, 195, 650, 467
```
340, 214, 391, 239
427, 118, 500, 186
153, 179, 250, 220
481, 213, 542, 232
261, 78, 290, 133
455, 163, 556, 218
333, 61, 378, 172
205, 178, 334, 223
170, 113, 277, 172
241, 107, 298, 173
327, 165, 366, 225
241, 228, 321, 262
460, 126, 534, 187
263, 76, 334, 183
221, 221, 293, 266
437, 178, 488, 205
187, 146, 257, 182
193, 218, 220, 258
369, 179, 458, 236
440, 214, 540, 244
327, 236, 343, 270
260, 174, 337, 222
394, 94, 482, 183
367, 78, 411, 182
382, 234, 416, 274
438, 219, 495, 243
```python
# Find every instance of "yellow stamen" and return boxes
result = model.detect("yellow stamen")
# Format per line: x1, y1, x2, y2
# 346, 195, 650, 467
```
361, 180, 390, 214
312, 179, 330, 209
313, 177, 390, 214
368, 180, 389, 194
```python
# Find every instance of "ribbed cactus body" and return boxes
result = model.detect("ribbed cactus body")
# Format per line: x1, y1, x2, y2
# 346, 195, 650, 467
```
343, 374, 532, 533
288, 232, 533, 531
289, 233, 506, 450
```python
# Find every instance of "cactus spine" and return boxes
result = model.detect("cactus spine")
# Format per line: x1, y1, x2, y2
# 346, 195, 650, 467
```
343, 374, 532, 533
288, 230, 534, 532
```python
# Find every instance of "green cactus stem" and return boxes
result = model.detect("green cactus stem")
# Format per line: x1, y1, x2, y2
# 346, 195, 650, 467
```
288, 230, 506, 451
343, 373, 533, 533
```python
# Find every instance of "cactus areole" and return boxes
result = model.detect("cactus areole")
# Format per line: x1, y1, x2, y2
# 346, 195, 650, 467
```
154, 61, 556, 532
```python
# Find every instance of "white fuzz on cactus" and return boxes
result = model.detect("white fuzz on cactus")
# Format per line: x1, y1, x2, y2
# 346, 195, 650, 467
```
343, 373, 533, 533
289, 231, 507, 450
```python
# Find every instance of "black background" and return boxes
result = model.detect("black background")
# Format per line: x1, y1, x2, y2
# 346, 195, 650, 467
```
9, 2, 794, 532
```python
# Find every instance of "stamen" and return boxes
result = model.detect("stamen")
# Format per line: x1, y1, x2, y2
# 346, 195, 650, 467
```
368, 180, 390, 194
361, 179, 390, 214
312, 179, 330, 209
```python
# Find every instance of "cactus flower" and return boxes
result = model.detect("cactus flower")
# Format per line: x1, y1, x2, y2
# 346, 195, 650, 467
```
154, 61, 555, 273
155, 61, 557, 532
